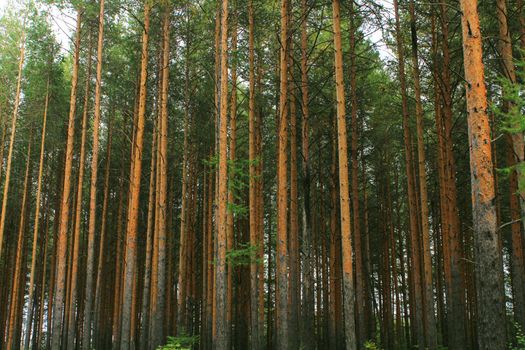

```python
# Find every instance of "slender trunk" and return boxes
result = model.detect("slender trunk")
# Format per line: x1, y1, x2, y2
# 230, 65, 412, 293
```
288, 26, 300, 350
495, 0, 525, 331
0, 20, 25, 260
112, 171, 125, 348
177, 24, 191, 333
6, 134, 33, 350
408, 1, 437, 347
0, 101, 6, 191
51, 11, 82, 348
66, 30, 93, 350
226, 13, 238, 347
141, 118, 157, 350
393, 1, 425, 346
432, 4, 468, 347
348, 2, 366, 345
459, 0, 506, 348
120, 3, 150, 348
300, 1, 315, 348
215, 0, 230, 348
276, 0, 289, 348
206, 159, 214, 348
362, 162, 374, 342
248, 2, 261, 348
332, 1, 356, 349
256, 67, 265, 349
151, 7, 169, 348
94, 124, 112, 344
37, 209, 50, 348
23, 78, 50, 350
82, 2, 105, 346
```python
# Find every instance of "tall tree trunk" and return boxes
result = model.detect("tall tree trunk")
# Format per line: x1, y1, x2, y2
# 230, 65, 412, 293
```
226, 12, 238, 347
288, 24, 300, 350
140, 117, 156, 350
393, 0, 425, 346
120, 3, 150, 348
112, 170, 125, 348
151, 7, 169, 348
83, 1, 105, 346
329, 133, 343, 350
23, 77, 50, 350
51, 11, 82, 348
6, 133, 33, 350
37, 206, 51, 349
459, 0, 506, 348
256, 65, 265, 350
0, 20, 25, 260
66, 29, 93, 350
177, 18, 192, 333
348, 2, 366, 345
332, 1, 356, 349
215, 0, 230, 348
248, 2, 261, 348
496, 0, 525, 331
94, 124, 112, 345
300, 1, 315, 348
408, 1, 437, 347
433, 3, 468, 348
276, 0, 289, 348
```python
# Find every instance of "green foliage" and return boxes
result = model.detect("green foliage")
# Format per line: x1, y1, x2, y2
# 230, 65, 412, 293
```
203, 154, 260, 217
363, 340, 380, 350
492, 53, 525, 192
157, 335, 199, 350
226, 243, 262, 267
493, 56, 525, 135
510, 323, 525, 350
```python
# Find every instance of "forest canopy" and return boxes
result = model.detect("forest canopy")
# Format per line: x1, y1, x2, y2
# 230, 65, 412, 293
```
0, 0, 524, 349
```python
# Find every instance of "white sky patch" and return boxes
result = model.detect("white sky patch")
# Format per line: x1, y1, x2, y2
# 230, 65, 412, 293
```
0, 0, 75, 53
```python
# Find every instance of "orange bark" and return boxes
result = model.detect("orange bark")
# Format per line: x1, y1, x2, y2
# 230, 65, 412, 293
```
459, 0, 506, 347
332, 1, 356, 348
120, 3, 150, 348
276, 0, 289, 348
51, 11, 82, 348
215, 0, 230, 347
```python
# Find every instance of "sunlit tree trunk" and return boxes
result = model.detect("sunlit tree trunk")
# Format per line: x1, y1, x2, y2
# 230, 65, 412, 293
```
51, 11, 82, 348
348, 2, 366, 345
288, 18, 300, 350
276, 0, 289, 348
332, 1, 356, 349
226, 13, 238, 346
65, 29, 93, 350
215, 0, 230, 348
459, 0, 506, 348
82, 1, 105, 346
120, 3, 150, 348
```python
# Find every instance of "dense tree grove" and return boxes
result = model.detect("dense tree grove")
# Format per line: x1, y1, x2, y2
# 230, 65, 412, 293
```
0, 0, 524, 349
